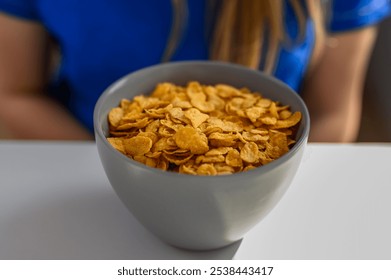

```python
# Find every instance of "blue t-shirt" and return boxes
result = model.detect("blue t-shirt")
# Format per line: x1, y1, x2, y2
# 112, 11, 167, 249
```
0, 0, 390, 132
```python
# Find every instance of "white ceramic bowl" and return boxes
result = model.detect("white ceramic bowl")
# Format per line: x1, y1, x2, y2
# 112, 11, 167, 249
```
94, 61, 310, 250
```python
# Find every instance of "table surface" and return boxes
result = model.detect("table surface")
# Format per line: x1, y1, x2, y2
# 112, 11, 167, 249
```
1, 141, 390, 260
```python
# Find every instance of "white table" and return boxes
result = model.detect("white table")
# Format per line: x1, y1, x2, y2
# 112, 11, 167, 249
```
1, 141, 390, 260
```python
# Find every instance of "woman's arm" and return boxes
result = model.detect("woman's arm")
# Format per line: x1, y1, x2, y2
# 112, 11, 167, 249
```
301, 26, 378, 142
0, 13, 93, 140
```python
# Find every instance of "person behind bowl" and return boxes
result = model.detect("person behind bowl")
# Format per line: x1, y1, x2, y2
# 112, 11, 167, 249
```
0, 0, 389, 141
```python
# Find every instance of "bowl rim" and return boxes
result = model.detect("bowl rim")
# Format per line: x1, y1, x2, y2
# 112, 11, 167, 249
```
94, 60, 310, 181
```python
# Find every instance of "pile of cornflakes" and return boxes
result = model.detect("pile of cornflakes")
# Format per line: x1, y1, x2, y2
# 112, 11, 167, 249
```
106, 82, 301, 175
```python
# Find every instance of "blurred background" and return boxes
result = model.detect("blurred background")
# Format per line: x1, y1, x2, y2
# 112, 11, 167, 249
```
0, 18, 390, 142
357, 17, 391, 142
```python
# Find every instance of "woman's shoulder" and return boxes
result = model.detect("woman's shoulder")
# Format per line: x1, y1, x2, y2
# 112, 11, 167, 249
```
0, 0, 40, 21
327, 0, 391, 32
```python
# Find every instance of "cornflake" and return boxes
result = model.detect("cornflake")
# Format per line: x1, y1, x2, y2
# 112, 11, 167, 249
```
106, 82, 301, 175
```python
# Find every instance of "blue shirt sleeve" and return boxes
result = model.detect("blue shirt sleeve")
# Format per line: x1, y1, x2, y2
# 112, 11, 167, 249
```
328, 0, 391, 32
0, 0, 39, 21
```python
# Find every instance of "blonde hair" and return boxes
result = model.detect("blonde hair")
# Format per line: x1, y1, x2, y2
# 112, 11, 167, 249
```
210, 0, 326, 73
165, 0, 325, 74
